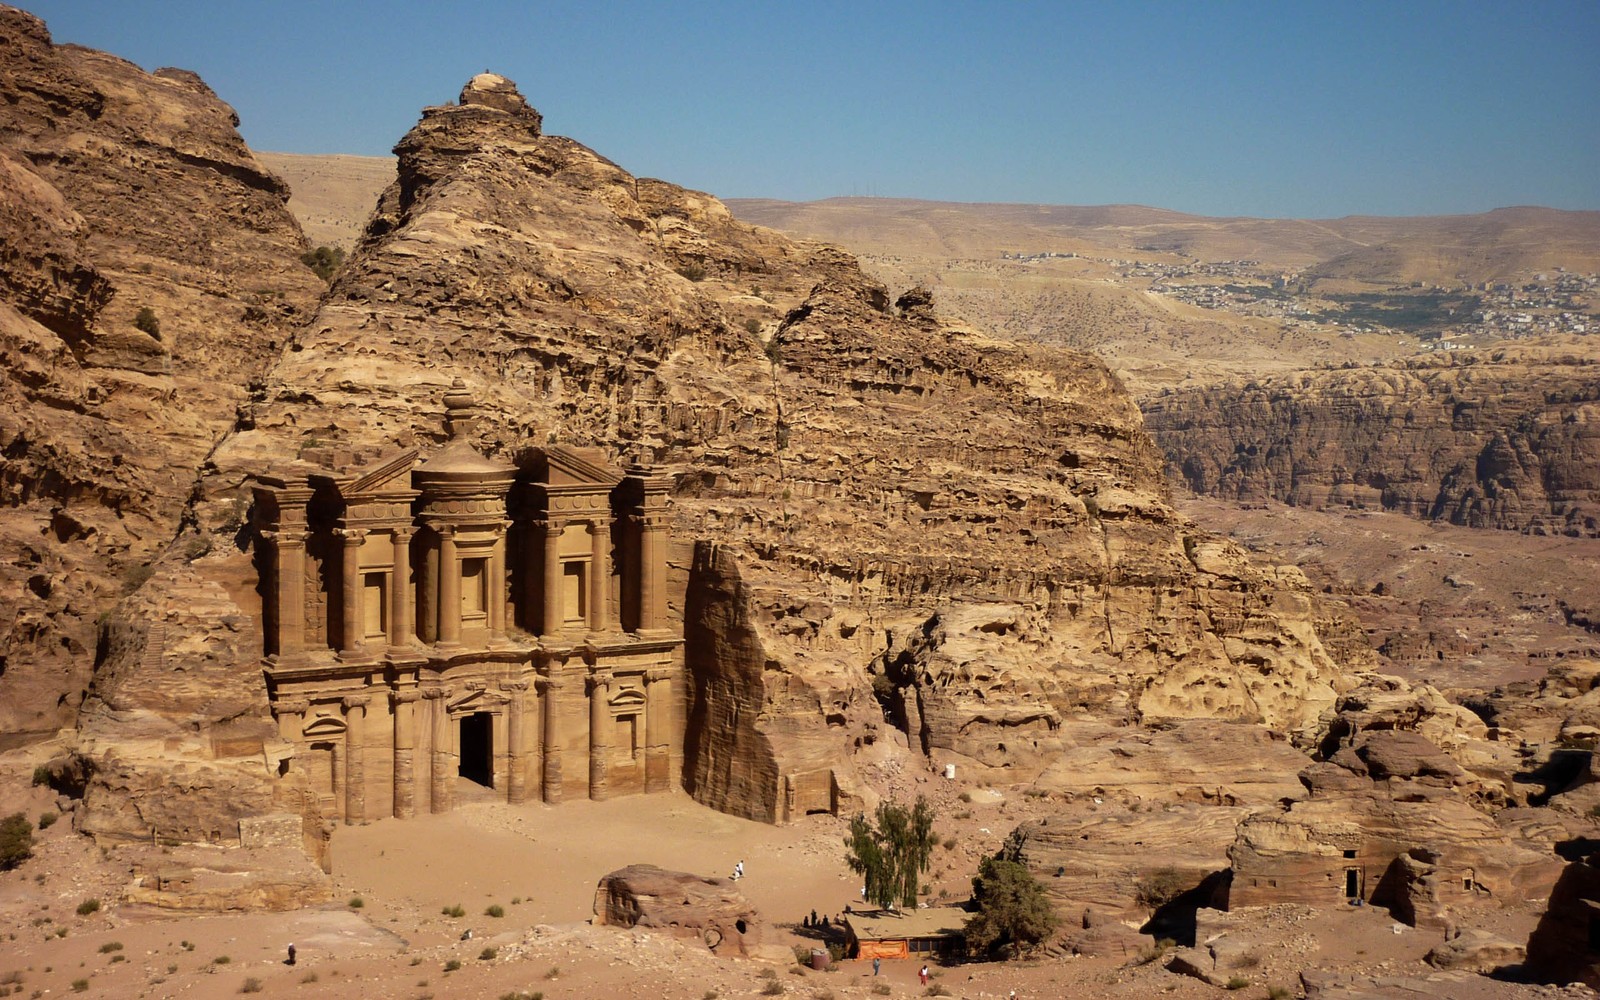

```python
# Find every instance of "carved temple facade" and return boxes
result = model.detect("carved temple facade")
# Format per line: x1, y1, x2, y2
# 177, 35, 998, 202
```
251, 383, 681, 824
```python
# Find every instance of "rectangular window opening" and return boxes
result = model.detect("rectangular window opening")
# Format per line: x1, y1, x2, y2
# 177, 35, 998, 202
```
363, 572, 387, 640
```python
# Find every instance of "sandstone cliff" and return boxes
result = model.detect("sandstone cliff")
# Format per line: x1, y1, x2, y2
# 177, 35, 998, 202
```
2, 28, 1360, 845
1142, 342, 1600, 537
203, 73, 1352, 829
0, 6, 323, 744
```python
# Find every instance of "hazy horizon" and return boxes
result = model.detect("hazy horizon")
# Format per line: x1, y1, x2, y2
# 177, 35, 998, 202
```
21, 0, 1600, 220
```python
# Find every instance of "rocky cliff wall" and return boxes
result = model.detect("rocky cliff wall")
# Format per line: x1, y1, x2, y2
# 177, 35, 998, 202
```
0, 6, 323, 745
206, 75, 1356, 827
1142, 343, 1600, 537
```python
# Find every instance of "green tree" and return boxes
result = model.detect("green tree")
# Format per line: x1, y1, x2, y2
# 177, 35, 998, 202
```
962, 856, 1058, 958
0, 812, 34, 871
844, 796, 937, 909
300, 245, 345, 283
133, 307, 160, 338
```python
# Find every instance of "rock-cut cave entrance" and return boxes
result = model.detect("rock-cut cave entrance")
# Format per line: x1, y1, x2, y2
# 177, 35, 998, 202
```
459, 712, 494, 788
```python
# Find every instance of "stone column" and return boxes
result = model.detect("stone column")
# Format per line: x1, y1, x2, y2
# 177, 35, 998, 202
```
437, 525, 461, 647
540, 519, 565, 635
588, 516, 610, 635
342, 695, 369, 825
426, 687, 454, 814
587, 669, 612, 801
638, 513, 667, 632
503, 680, 529, 804
643, 668, 672, 793
391, 688, 418, 819
269, 532, 310, 662
389, 527, 414, 651
488, 524, 508, 642
540, 675, 563, 803
330, 738, 342, 816
336, 528, 368, 657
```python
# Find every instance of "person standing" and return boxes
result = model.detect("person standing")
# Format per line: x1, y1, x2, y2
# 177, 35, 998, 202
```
919, 964, 929, 986
872, 956, 880, 976
286, 943, 296, 966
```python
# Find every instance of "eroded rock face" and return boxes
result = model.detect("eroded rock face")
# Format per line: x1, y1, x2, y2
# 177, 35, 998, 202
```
593, 864, 761, 956
202, 73, 1355, 827
1143, 343, 1600, 537
1524, 854, 1600, 989
0, 4, 322, 749
1227, 734, 1562, 925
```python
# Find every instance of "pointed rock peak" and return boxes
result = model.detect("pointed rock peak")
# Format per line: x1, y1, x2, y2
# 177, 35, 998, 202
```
459, 73, 541, 128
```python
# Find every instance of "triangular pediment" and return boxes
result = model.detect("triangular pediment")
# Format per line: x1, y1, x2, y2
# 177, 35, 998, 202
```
346, 449, 421, 496
541, 446, 624, 487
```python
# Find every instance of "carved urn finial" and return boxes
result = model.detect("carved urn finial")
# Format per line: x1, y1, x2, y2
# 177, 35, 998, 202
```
443, 379, 479, 440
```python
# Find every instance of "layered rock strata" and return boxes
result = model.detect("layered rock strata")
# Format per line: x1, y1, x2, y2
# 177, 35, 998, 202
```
1143, 342, 1600, 537
0, 5, 322, 746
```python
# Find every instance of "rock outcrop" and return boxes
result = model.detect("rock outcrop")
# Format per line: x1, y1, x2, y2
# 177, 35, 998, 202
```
0, 5, 322, 749
1227, 732, 1563, 926
200, 71, 1353, 829
3, 11, 1360, 850
593, 864, 761, 956
1143, 342, 1600, 537
1524, 853, 1600, 989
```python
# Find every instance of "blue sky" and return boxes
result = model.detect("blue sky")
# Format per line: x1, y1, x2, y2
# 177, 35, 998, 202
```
21, 1, 1600, 219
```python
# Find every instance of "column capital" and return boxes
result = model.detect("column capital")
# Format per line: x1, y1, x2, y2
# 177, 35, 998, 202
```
261, 528, 309, 547
391, 688, 421, 706
342, 695, 371, 711
585, 670, 613, 695
501, 680, 530, 694
335, 527, 368, 543
645, 667, 673, 684
435, 523, 458, 539
421, 687, 451, 701
534, 517, 567, 532
275, 698, 310, 716
536, 674, 565, 693
390, 525, 416, 541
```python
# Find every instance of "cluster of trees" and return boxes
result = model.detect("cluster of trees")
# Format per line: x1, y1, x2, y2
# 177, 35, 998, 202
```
843, 801, 1058, 959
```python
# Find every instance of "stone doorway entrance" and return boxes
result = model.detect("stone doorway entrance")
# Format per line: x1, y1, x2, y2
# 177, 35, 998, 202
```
459, 712, 494, 787
1344, 868, 1361, 898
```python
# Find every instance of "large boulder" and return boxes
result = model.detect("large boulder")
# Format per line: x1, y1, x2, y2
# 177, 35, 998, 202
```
593, 864, 763, 957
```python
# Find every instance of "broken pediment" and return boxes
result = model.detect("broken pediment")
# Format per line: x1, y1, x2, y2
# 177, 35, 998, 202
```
538, 446, 624, 488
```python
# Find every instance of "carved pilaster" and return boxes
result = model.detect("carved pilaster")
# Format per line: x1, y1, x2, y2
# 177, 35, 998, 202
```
266, 530, 310, 662
342, 695, 369, 824
489, 523, 508, 641
389, 527, 415, 652
425, 687, 454, 813
503, 680, 529, 804
587, 669, 611, 801
336, 528, 368, 657
643, 667, 671, 793
539, 675, 564, 804
274, 698, 309, 745
588, 516, 610, 635
391, 688, 420, 819
437, 525, 461, 647
540, 518, 565, 635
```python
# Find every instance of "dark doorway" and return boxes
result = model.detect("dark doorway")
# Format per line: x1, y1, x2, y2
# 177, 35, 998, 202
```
1345, 868, 1360, 898
459, 712, 494, 787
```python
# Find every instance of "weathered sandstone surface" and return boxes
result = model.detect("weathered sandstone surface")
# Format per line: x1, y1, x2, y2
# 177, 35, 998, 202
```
593, 864, 761, 956
0, 6, 322, 746
1524, 853, 1600, 989
1143, 342, 1600, 537
180, 71, 1353, 836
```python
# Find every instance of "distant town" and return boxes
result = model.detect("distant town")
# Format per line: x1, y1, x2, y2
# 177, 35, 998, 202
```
1001, 250, 1596, 349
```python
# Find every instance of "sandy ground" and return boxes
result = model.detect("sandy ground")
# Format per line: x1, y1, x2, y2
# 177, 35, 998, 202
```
0, 768, 1590, 1000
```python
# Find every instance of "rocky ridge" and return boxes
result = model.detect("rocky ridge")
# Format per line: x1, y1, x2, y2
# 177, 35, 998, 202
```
1142, 342, 1600, 537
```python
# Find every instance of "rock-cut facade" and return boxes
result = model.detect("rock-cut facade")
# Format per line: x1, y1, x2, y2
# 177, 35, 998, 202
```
250, 382, 680, 822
